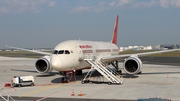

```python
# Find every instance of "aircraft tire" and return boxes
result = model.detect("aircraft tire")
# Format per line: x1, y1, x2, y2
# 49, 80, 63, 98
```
61, 77, 69, 83
61, 77, 65, 83
76, 70, 82, 75
117, 70, 122, 75
66, 79, 69, 83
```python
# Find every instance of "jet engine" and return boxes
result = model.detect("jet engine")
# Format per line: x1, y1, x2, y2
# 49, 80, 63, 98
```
123, 56, 142, 74
35, 56, 53, 73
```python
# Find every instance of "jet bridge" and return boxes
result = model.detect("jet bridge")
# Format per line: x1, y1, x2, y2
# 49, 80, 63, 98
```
82, 55, 123, 85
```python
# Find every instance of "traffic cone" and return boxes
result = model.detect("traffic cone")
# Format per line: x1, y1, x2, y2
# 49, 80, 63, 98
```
167, 75, 169, 78
71, 89, 75, 96
78, 91, 82, 96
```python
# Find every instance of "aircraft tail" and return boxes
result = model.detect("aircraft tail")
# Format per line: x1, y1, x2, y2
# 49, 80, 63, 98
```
111, 15, 119, 45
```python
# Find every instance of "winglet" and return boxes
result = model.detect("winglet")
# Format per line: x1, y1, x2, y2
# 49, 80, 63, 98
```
111, 15, 119, 45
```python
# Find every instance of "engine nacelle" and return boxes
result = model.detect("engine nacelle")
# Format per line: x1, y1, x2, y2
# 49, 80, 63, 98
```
123, 56, 142, 74
35, 56, 53, 74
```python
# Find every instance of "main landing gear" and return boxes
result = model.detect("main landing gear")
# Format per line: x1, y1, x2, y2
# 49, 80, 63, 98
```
60, 70, 83, 83
111, 61, 122, 75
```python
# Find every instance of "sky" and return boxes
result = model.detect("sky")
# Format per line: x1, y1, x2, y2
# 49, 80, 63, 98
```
0, 0, 180, 49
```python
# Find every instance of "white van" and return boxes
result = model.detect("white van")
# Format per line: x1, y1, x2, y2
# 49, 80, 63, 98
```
11, 76, 34, 87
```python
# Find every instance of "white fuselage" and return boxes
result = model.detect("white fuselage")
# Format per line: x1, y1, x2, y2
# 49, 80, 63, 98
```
50, 40, 119, 72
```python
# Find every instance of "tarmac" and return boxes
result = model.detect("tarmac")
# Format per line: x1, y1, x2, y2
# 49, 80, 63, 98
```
0, 56, 180, 101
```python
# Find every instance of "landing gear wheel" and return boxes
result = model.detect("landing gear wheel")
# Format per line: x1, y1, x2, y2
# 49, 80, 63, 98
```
59, 72, 64, 75
61, 77, 64, 83
61, 77, 70, 83
66, 79, 70, 83
108, 82, 112, 85
76, 70, 82, 75
117, 70, 122, 75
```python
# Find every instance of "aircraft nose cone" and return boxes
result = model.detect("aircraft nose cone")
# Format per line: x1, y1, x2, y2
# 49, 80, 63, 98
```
51, 55, 62, 70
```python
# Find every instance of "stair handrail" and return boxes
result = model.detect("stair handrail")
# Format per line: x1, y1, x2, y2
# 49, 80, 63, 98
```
0, 88, 15, 101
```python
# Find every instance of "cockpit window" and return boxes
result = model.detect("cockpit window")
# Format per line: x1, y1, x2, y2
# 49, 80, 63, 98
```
53, 50, 58, 54
58, 50, 64, 54
65, 50, 70, 54
53, 50, 71, 55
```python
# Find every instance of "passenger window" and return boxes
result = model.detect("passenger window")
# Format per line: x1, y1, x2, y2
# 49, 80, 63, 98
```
65, 50, 70, 54
53, 50, 58, 54
58, 50, 64, 54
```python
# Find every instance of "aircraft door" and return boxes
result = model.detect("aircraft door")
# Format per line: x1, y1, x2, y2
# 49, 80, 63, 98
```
75, 46, 83, 61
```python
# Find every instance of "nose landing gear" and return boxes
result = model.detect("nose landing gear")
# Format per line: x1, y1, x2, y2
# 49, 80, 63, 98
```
60, 70, 79, 83
61, 72, 70, 83
61, 76, 70, 83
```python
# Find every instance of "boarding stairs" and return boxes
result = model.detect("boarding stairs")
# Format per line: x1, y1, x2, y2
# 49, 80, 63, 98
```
83, 56, 123, 85
0, 88, 15, 101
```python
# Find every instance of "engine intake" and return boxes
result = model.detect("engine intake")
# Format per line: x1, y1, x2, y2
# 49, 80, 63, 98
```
35, 56, 53, 73
123, 56, 142, 74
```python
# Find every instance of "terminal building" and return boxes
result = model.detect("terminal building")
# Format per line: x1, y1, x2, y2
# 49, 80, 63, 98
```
120, 44, 180, 51
154, 44, 180, 50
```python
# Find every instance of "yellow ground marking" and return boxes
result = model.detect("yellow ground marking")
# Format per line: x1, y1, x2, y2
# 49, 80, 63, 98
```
19, 84, 65, 97
150, 69, 154, 72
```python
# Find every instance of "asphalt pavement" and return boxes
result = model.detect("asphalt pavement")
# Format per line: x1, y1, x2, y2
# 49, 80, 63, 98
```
0, 56, 179, 101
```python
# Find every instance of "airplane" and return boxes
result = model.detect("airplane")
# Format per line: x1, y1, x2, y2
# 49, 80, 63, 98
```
6, 15, 180, 84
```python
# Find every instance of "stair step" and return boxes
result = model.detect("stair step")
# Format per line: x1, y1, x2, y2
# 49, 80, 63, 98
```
84, 59, 123, 84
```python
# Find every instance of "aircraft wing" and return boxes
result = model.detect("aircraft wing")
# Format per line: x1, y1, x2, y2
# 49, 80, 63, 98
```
6, 45, 51, 56
101, 49, 180, 62
120, 46, 143, 52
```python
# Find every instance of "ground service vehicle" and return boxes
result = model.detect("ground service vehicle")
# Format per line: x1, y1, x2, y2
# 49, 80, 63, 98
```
11, 76, 34, 87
